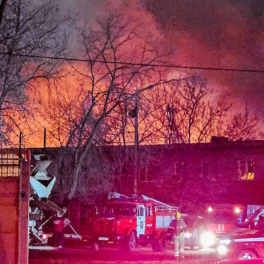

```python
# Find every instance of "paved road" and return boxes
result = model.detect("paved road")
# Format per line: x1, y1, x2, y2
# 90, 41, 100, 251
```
29, 246, 220, 264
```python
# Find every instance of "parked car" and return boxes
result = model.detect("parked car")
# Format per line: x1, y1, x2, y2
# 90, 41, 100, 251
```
217, 227, 264, 260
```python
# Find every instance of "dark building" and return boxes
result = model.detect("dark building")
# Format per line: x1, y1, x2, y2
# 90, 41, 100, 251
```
102, 138, 264, 214
36, 138, 264, 214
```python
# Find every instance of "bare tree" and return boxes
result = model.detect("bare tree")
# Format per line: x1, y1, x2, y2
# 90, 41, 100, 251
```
29, 14, 170, 200
163, 76, 232, 143
158, 76, 262, 144
224, 104, 261, 140
0, 0, 7, 25
66, 14, 172, 199
105, 74, 262, 148
0, 0, 69, 146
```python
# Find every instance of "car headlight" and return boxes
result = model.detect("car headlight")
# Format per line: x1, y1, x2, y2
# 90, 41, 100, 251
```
218, 244, 228, 255
200, 232, 215, 247
185, 231, 192, 239
219, 239, 231, 245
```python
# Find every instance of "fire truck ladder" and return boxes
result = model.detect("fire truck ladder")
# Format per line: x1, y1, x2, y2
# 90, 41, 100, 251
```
108, 192, 130, 200
141, 195, 178, 212
108, 192, 178, 213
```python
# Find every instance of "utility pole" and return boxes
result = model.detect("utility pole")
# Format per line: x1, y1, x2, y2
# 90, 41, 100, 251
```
134, 95, 139, 196
129, 93, 139, 196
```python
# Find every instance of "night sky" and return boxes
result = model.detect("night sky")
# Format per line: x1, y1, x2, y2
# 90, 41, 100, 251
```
147, 0, 264, 113
58, 0, 264, 119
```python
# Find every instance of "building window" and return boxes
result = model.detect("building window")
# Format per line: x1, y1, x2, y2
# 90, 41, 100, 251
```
201, 161, 209, 177
80, 208, 87, 225
79, 207, 93, 226
173, 161, 184, 179
140, 167, 146, 182
238, 160, 254, 180
140, 160, 152, 182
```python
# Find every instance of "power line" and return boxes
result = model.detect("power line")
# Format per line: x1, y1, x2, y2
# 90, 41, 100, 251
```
1, 51, 264, 73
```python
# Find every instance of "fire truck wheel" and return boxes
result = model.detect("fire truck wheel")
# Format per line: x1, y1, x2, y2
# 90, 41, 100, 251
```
126, 231, 137, 251
151, 236, 166, 252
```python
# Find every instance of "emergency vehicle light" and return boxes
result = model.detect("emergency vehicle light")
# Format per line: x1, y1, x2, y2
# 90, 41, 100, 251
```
218, 244, 228, 255
234, 207, 241, 214
185, 231, 191, 239
219, 239, 231, 245
200, 232, 215, 247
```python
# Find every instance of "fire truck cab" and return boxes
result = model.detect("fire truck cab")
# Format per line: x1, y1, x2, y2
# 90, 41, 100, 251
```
92, 192, 177, 251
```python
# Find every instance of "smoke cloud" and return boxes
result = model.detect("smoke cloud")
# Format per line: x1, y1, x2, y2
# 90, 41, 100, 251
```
147, 0, 264, 116
56, 0, 264, 119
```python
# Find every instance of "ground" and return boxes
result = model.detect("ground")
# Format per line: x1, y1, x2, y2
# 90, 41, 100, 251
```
29, 246, 218, 264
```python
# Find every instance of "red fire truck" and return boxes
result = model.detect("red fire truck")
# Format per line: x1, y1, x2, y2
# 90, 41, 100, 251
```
92, 192, 178, 251
197, 204, 243, 248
